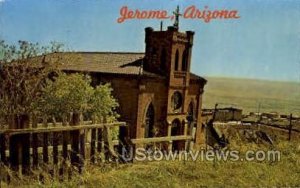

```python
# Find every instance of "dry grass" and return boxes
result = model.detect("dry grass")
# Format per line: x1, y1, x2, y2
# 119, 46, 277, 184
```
2, 141, 299, 188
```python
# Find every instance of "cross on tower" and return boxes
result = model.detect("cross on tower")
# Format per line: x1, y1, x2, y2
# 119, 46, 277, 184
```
173, 5, 182, 29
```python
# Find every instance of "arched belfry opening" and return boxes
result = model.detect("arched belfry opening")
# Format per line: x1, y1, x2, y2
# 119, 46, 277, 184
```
182, 49, 188, 71
175, 50, 179, 71
144, 103, 155, 138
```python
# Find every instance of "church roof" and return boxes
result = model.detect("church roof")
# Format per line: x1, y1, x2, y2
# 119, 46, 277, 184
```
190, 72, 207, 83
42, 52, 155, 75
29, 52, 206, 82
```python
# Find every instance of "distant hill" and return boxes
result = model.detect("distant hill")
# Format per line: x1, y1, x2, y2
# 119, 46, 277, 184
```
202, 77, 300, 115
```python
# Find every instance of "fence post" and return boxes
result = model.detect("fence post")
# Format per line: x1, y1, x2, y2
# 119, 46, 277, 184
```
70, 113, 80, 171
0, 134, 7, 165
118, 125, 129, 163
103, 125, 111, 161
183, 120, 189, 151
42, 118, 49, 164
52, 118, 59, 178
91, 128, 96, 163
79, 126, 85, 173
9, 115, 30, 175
97, 128, 104, 162
0, 133, 8, 183
167, 123, 173, 152
32, 115, 38, 169
62, 118, 69, 179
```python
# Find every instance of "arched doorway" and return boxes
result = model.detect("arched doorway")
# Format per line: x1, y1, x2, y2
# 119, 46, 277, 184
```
171, 119, 184, 151
144, 103, 155, 138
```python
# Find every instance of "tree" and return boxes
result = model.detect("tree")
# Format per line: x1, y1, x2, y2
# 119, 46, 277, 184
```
36, 73, 93, 118
36, 72, 119, 124
89, 83, 120, 123
0, 40, 120, 127
0, 40, 63, 128
0, 40, 64, 170
0, 40, 120, 169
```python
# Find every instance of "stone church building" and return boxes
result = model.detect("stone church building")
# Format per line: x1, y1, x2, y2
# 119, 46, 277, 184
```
52, 23, 207, 149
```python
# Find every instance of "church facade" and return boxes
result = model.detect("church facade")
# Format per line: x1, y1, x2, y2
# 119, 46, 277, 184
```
55, 24, 207, 149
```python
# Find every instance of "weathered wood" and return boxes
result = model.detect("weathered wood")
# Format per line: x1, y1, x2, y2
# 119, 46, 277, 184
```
90, 129, 96, 163
119, 126, 134, 162
71, 132, 79, 166
42, 118, 49, 165
103, 126, 109, 160
62, 132, 68, 160
79, 130, 85, 173
0, 134, 7, 186
131, 135, 193, 144
32, 133, 38, 167
97, 128, 103, 161
0, 134, 7, 164
53, 132, 59, 165
103, 125, 118, 160
70, 113, 80, 169
0, 120, 129, 181
62, 131, 69, 180
43, 133, 49, 163
9, 135, 21, 171
21, 133, 30, 174
32, 116, 39, 168
167, 123, 172, 152
9, 115, 30, 174
0, 122, 126, 135
118, 126, 128, 162
167, 141, 173, 153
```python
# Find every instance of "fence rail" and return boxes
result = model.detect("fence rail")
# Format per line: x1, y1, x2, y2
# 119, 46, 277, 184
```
0, 121, 130, 182
0, 122, 126, 135
0, 120, 194, 183
131, 135, 193, 144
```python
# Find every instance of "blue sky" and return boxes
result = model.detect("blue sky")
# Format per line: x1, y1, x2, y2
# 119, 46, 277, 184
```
0, 0, 300, 81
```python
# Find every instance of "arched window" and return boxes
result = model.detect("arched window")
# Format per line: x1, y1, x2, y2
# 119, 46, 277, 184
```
182, 49, 188, 71
144, 103, 155, 138
174, 50, 179, 71
160, 48, 166, 70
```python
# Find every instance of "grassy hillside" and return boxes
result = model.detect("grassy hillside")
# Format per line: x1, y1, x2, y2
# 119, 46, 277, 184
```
203, 77, 300, 115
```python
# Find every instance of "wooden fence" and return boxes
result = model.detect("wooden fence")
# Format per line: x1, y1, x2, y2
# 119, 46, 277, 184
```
0, 121, 194, 182
0, 122, 127, 180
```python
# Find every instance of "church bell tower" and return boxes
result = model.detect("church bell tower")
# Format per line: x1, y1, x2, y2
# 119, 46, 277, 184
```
143, 6, 196, 140
144, 6, 195, 77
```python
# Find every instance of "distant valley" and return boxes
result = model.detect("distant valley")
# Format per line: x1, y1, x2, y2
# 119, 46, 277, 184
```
202, 77, 300, 115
